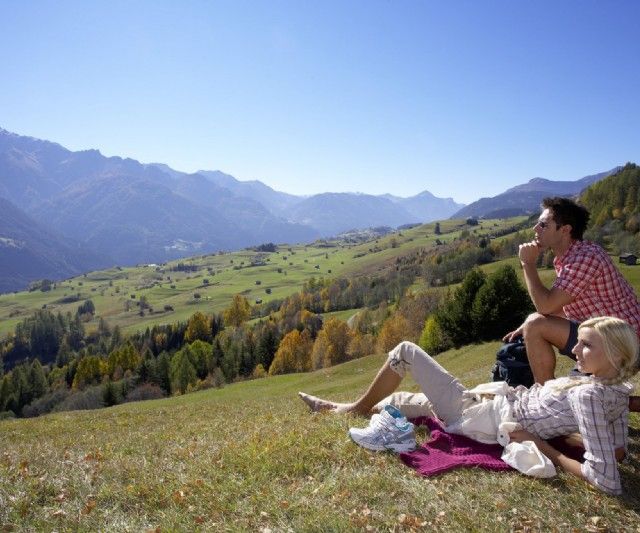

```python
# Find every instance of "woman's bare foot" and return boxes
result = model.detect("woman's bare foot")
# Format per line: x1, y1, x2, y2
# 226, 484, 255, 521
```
298, 392, 356, 413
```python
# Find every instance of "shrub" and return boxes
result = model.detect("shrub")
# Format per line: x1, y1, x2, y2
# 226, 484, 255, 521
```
419, 315, 450, 355
125, 383, 165, 403
54, 386, 105, 412
22, 388, 71, 418
252, 364, 267, 379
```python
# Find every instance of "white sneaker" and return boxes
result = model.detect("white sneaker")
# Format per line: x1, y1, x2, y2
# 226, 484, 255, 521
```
348, 404, 416, 452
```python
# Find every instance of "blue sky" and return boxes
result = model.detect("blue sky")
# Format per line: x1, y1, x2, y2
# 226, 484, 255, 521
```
1, 1, 638, 204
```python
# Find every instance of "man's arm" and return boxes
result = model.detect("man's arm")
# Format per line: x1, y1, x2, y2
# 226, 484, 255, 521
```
519, 242, 573, 315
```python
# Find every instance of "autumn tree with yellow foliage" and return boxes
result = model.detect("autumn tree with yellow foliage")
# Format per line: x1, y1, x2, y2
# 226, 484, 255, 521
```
184, 311, 212, 343
268, 329, 313, 375
223, 294, 252, 328
311, 317, 353, 369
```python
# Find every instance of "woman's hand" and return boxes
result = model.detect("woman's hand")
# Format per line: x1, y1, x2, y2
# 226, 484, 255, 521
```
508, 431, 585, 482
508, 429, 540, 444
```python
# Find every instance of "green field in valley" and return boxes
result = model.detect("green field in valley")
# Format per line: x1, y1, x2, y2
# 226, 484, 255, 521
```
0, 217, 526, 337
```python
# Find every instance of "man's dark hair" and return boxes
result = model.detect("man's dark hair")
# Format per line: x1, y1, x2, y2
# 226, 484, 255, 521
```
541, 197, 590, 240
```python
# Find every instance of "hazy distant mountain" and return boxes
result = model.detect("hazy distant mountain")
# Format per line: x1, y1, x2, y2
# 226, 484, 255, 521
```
196, 170, 302, 215
0, 128, 318, 272
0, 128, 173, 210
172, 173, 318, 247
382, 190, 464, 222
0, 197, 107, 293
286, 193, 418, 236
7, 126, 623, 292
155, 164, 464, 227
452, 168, 622, 219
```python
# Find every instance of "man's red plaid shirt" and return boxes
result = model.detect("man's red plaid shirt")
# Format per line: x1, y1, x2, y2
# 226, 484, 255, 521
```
553, 240, 640, 336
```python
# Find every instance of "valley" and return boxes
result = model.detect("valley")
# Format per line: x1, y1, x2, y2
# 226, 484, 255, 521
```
0, 217, 524, 337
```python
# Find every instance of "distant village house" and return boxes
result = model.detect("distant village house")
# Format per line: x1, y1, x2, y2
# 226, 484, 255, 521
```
619, 253, 637, 265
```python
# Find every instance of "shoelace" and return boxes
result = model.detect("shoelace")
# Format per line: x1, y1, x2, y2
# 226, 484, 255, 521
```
369, 412, 409, 433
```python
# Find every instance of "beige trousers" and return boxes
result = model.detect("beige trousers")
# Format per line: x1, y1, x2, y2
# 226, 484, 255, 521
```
374, 341, 470, 424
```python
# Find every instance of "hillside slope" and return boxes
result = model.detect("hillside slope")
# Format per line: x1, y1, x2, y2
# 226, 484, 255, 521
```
453, 167, 621, 219
1, 347, 638, 530
0, 197, 107, 292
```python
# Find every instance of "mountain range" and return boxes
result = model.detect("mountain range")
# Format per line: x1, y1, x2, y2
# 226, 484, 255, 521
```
0, 197, 107, 293
0, 127, 623, 292
452, 168, 622, 219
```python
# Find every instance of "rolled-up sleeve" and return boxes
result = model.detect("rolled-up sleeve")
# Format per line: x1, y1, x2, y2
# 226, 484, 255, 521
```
569, 387, 622, 495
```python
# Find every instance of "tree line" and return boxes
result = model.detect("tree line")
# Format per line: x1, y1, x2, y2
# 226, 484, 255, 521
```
0, 230, 532, 419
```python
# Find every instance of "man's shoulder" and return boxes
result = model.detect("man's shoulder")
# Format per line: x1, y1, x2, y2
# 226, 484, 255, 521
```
566, 240, 609, 261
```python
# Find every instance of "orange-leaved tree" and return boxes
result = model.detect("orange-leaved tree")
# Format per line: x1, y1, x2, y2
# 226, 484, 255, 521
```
311, 318, 353, 369
268, 329, 313, 375
223, 295, 251, 328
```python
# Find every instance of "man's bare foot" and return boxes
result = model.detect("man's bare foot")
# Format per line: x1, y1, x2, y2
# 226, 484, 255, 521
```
298, 392, 355, 413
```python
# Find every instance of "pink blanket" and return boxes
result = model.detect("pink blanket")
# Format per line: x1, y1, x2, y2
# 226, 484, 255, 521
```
399, 417, 586, 476
399, 417, 511, 475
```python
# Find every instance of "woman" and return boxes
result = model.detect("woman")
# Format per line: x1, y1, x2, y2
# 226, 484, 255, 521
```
299, 316, 638, 495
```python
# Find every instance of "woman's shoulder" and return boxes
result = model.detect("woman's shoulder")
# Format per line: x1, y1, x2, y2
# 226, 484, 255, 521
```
568, 380, 631, 413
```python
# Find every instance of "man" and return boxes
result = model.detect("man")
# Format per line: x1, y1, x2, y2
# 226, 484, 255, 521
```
504, 197, 640, 392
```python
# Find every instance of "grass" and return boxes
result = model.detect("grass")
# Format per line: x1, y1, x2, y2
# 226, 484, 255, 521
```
0, 217, 525, 337
2, 345, 640, 531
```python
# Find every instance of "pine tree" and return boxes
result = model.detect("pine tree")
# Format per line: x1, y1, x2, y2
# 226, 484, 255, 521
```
11, 364, 32, 412
212, 338, 225, 370
29, 359, 48, 400
470, 265, 532, 340
255, 322, 279, 370
103, 380, 119, 407
155, 352, 172, 394
0, 375, 14, 412
170, 349, 197, 394
436, 269, 486, 347
187, 341, 212, 379
138, 348, 157, 383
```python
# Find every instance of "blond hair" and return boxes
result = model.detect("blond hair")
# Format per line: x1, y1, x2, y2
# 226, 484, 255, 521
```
579, 316, 639, 385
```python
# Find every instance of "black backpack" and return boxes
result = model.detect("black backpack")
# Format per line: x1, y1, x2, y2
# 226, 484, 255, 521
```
492, 337, 534, 388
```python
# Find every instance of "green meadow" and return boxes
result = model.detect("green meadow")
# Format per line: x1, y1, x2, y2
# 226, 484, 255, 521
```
1, 343, 639, 531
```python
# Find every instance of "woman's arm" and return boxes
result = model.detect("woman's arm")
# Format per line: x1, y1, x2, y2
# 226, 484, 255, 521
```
509, 430, 584, 479
568, 386, 623, 495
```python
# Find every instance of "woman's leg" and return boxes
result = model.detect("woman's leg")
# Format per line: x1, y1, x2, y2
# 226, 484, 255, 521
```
299, 341, 468, 424
298, 360, 401, 415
